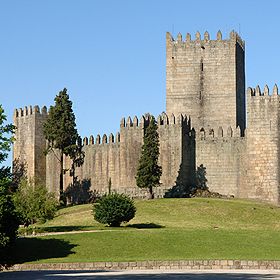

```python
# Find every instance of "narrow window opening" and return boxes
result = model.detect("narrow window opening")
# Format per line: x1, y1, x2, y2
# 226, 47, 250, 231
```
201, 61, 203, 71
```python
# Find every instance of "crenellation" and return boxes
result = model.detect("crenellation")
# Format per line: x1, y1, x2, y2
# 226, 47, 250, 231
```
33, 105, 40, 114
264, 85, 269, 96
157, 115, 162, 125
28, 105, 33, 115
168, 30, 244, 46
140, 116, 145, 127
195, 31, 201, 41
41, 106, 47, 114
13, 109, 18, 118
109, 133, 114, 143
83, 137, 88, 146
14, 105, 49, 118
115, 132, 120, 143
273, 84, 278, 95
102, 134, 107, 144
120, 117, 125, 128
217, 30, 222, 40
218, 127, 223, 137
177, 114, 183, 125
247, 87, 254, 96
186, 32, 191, 42
24, 106, 28, 116
126, 116, 132, 127
18, 107, 23, 117
204, 31, 210, 41
248, 84, 280, 99
166, 31, 173, 42
256, 85, 261, 96
89, 135, 94, 144
177, 33, 182, 42
200, 128, 205, 140
161, 112, 168, 125
235, 126, 241, 137
133, 116, 138, 127
227, 126, 233, 137
170, 113, 175, 124
196, 126, 244, 140
96, 134, 101, 144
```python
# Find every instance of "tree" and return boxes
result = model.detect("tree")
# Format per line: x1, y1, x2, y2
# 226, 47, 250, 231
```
13, 179, 58, 227
0, 105, 19, 253
43, 88, 81, 203
93, 193, 136, 227
136, 115, 162, 199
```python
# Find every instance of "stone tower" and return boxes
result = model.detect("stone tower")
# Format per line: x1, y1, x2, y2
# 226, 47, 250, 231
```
13, 106, 48, 184
166, 31, 245, 132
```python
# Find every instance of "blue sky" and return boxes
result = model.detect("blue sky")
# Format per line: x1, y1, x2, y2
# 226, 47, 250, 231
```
1, 0, 280, 166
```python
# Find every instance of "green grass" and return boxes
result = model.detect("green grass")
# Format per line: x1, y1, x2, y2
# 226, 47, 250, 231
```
10, 198, 280, 263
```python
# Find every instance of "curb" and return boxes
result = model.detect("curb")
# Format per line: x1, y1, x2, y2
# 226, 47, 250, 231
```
7, 260, 280, 271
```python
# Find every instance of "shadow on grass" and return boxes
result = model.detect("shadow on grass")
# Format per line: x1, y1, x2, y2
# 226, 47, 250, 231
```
37, 226, 95, 233
3, 237, 76, 266
126, 223, 165, 229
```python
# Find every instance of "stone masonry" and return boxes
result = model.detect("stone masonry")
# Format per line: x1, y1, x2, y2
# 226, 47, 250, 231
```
13, 31, 280, 205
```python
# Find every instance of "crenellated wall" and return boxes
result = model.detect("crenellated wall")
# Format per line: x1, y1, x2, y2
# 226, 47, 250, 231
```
196, 125, 246, 196
242, 85, 280, 204
72, 113, 190, 198
13, 105, 48, 185
12, 31, 280, 205
166, 30, 245, 132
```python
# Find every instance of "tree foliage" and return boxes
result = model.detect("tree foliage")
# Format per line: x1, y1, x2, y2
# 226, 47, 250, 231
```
0, 105, 19, 255
136, 115, 162, 199
43, 88, 83, 202
93, 193, 136, 227
13, 180, 58, 227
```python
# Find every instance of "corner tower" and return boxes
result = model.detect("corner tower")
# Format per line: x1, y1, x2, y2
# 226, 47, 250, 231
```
13, 106, 48, 184
166, 31, 245, 132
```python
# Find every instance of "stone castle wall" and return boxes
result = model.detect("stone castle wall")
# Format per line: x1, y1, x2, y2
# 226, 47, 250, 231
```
166, 31, 245, 132
241, 85, 280, 204
13, 106, 48, 185
12, 31, 280, 205
196, 126, 246, 197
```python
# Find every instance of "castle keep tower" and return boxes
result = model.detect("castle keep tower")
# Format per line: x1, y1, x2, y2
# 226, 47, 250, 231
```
166, 31, 245, 132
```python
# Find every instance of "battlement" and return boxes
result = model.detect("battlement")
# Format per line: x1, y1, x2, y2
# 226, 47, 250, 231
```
196, 126, 243, 140
166, 30, 244, 49
14, 105, 48, 118
120, 116, 145, 128
247, 84, 279, 97
157, 112, 190, 126
82, 132, 121, 146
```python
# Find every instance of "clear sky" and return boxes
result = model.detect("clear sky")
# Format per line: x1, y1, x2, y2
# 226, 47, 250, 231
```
1, 0, 280, 166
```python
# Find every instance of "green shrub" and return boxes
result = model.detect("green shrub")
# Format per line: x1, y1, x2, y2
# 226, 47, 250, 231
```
13, 180, 58, 227
93, 193, 136, 227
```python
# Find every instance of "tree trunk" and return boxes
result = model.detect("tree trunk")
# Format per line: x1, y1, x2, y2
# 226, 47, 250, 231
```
60, 152, 64, 203
148, 186, 154, 199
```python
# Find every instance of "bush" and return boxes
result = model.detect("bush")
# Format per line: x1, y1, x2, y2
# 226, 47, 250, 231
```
13, 180, 58, 227
0, 185, 19, 246
93, 193, 136, 227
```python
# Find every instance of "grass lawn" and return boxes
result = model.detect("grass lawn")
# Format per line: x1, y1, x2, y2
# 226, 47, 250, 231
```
10, 198, 280, 263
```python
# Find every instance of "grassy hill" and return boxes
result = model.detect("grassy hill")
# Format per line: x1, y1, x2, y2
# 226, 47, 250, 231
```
11, 198, 280, 263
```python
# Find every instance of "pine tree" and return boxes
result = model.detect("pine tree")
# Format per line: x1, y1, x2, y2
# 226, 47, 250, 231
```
43, 88, 80, 203
136, 115, 162, 199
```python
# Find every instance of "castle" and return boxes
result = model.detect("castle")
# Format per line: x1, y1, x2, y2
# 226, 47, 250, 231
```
13, 31, 280, 205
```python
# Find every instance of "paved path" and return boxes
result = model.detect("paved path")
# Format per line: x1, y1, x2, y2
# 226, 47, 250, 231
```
2, 270, 280, 280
